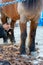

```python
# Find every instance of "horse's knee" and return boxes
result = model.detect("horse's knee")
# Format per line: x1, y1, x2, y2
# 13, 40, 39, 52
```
20, 22, 27, 42
30, 29, 36, 40
21, 30, 27, 41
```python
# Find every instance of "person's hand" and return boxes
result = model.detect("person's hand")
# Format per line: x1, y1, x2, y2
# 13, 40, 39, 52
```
3, 23, 11, 31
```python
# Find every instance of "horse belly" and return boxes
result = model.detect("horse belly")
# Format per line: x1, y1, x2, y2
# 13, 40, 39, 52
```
2, 0, 20, 21
18, 0, 43, 20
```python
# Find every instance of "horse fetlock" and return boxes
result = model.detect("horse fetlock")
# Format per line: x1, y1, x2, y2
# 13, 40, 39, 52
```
10, 36, 16, 43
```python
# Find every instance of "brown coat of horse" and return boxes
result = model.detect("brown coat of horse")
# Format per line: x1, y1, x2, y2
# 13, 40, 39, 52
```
1, 0, 20, 43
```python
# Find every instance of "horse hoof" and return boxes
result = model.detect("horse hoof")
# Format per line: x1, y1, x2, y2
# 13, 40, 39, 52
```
11, 40, 16, 44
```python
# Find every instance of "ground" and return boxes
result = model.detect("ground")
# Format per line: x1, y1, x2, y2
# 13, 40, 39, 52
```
0, 44, 43, 65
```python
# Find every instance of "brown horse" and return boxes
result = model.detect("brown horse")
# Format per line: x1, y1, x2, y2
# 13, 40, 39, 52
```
0, 0, 20, 43
18, 0, 43, 55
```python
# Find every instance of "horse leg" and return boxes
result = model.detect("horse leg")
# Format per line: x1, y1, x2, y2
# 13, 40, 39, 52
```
1, 12, 7, 24
20, 23, 27, 54
9, 19, 16, 43
19, 16, 27, 54
29, 20, 38, 53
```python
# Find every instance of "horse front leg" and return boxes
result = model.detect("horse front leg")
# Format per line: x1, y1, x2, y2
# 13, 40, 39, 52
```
19, 16, 27, 54
20, 22, 27, 54
29, 20, 38, 54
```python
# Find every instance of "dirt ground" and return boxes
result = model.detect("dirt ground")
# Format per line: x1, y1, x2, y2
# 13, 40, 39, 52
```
0, 44, 43, 65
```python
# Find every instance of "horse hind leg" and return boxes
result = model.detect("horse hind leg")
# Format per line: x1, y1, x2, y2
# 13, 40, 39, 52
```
9, 19, 16, 43
1, 12, 8, 24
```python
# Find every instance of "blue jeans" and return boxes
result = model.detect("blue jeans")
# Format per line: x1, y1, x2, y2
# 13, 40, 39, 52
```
0, 25, 7, 43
